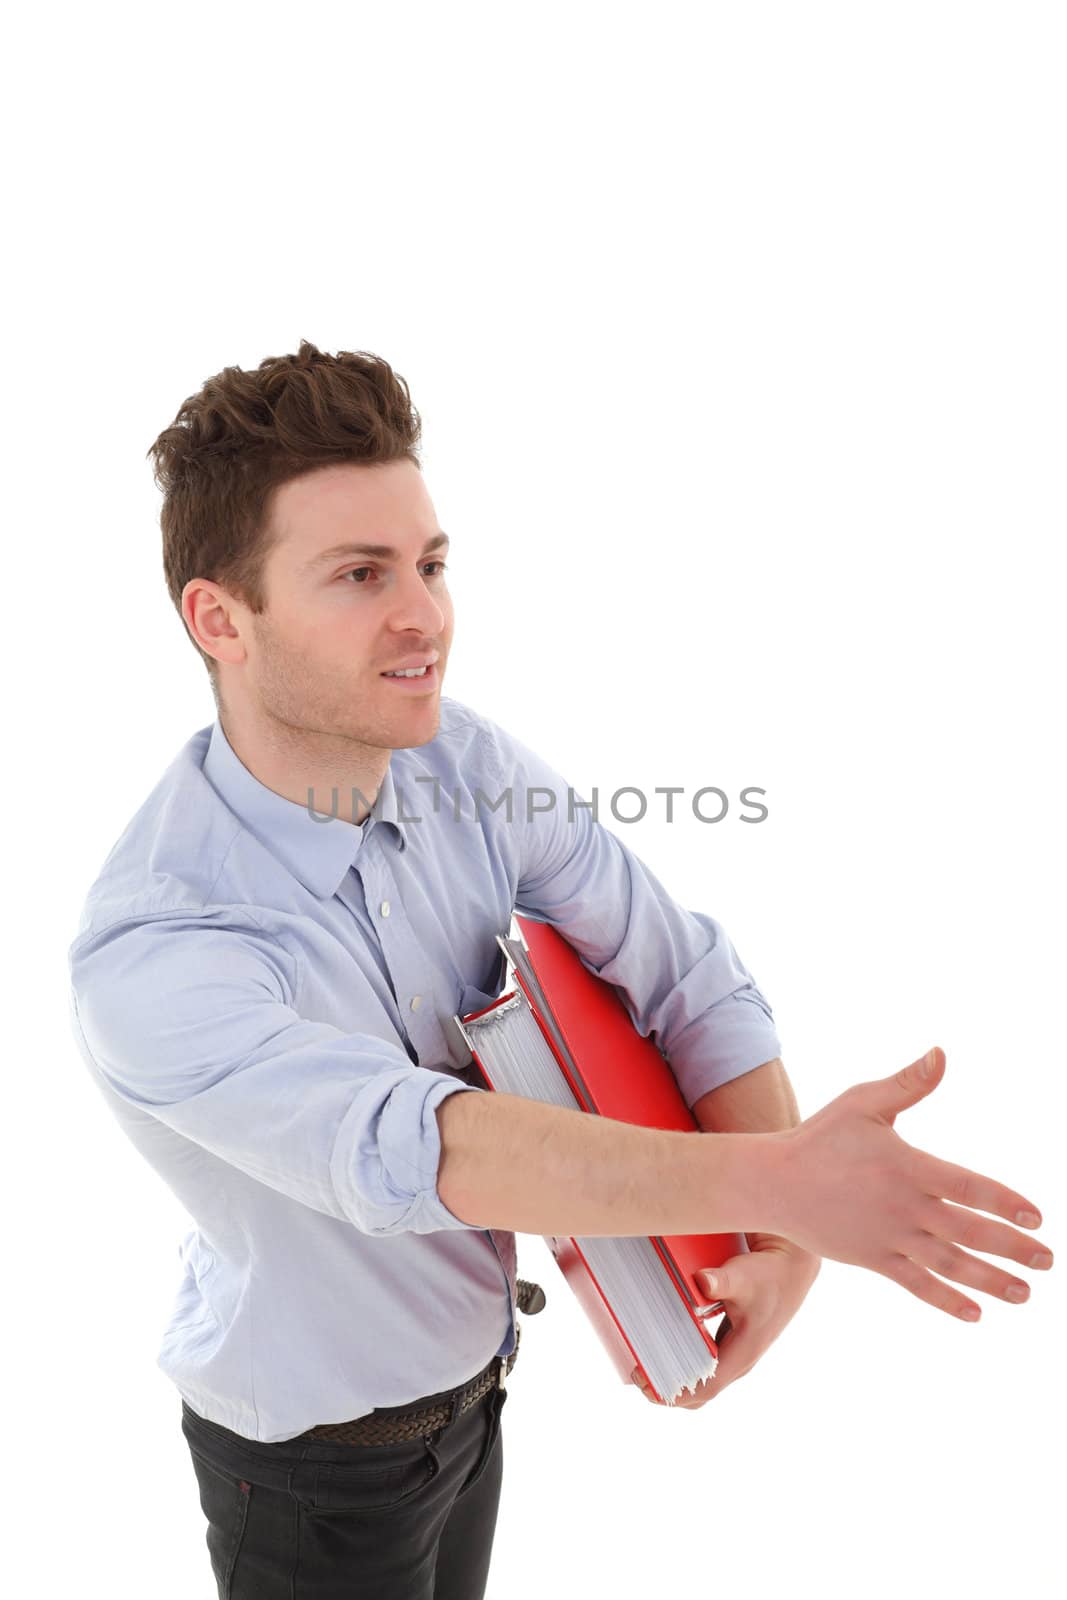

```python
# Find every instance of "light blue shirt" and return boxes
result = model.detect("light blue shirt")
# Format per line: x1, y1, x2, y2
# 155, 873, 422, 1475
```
67, 695, 782, 1442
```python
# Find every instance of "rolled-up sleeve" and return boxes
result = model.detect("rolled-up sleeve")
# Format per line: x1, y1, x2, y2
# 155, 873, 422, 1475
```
483, 721, 783, 1109
67, 910, 482, 1236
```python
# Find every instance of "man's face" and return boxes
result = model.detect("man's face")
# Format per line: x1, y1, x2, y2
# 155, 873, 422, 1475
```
237, 458, 454, 749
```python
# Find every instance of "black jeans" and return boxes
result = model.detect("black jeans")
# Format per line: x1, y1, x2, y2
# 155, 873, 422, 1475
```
181, 1364, 509, 1599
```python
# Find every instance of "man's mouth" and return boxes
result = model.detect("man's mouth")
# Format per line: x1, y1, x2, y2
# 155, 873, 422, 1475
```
380, 661, 439, 688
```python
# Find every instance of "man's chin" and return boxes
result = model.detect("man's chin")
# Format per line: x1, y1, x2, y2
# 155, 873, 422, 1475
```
383, 698, 441, 748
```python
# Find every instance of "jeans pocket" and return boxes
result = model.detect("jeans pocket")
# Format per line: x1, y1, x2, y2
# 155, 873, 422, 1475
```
296, 1436, 443, 1516
455, 1386, 508, 1501
186, 1446, 251, 1598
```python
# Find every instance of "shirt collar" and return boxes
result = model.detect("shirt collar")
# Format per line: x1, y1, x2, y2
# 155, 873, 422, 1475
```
203, 719, 406, 900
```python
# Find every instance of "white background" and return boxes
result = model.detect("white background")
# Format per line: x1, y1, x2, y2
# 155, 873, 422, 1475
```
6, 2, 1063, 1595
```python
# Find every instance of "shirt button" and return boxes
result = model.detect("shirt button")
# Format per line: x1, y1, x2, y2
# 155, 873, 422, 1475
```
380, 900, 390, 917
410, 995, 422, 1011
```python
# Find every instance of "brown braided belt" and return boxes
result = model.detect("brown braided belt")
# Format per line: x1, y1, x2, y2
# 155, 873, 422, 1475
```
295, 1278, 546, 1446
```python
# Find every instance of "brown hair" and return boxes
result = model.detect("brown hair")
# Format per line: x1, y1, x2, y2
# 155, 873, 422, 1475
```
147, 338, 423, 700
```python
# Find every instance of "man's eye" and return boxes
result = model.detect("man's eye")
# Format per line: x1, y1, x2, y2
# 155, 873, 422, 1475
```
340, 562, 447, 583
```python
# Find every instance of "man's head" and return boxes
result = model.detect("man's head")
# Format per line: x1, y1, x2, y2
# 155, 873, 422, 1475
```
149, 340, 453, 751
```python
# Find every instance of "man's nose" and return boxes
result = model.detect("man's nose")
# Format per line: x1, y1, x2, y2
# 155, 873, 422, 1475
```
387, 567, 447, 636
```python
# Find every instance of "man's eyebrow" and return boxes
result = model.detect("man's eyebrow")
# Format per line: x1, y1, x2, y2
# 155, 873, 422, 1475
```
303, 531, 450, 570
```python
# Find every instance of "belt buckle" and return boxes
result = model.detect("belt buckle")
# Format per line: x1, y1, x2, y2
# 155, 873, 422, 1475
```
496, 1354, 507, 1391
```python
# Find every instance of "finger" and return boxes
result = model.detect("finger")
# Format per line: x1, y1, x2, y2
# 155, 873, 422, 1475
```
669, 1374, 718, 1409
906, 1229, 1035, 1307
633, 1369, 710, 1408
918, 1197, 1055, 1277
880, 1250, 988, 1322
632, 1368, 664, 1404
695, 1264, 733, 1304
917, 1150, 1045, 1240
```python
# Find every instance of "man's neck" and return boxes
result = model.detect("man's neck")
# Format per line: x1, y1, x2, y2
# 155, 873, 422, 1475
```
218, 712, 392, 826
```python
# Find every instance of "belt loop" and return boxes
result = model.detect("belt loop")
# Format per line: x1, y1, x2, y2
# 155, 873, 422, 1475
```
287, 1460, 319, 1508
445, 1383, 464, 1427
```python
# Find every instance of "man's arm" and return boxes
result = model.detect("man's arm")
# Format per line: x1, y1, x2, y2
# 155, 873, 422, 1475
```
690, 1056, 800, 1136
691, 1056, 814, 1255
477, 713, 802, 1245
68, 910, 486, 1238
480, 715, 785, 1115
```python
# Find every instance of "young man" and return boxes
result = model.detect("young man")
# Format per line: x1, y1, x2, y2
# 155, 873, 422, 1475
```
67, 340, 1052, 1600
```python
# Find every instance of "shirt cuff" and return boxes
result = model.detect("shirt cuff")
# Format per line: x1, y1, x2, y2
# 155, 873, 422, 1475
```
665, 991, 783, 1111
377, 1072, 486, 1233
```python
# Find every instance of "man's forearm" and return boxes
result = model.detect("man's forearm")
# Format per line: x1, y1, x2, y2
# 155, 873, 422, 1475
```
690, 1056, 801, 1136
689, 1057, 811, 1252
436, 1088, 787, 1236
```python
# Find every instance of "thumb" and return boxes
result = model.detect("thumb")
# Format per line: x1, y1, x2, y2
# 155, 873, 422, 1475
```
864, 1044, 945, 1126
695, 1260, 741, 1305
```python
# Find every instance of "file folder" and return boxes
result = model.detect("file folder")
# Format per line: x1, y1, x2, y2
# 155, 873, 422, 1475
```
453, 913, 747, 1406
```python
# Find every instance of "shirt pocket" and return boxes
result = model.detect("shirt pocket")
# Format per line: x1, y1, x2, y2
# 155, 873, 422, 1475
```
440, 980, 511, 1085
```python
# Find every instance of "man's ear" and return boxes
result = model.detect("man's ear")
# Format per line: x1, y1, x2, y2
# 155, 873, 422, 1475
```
183, 578, 246, 668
